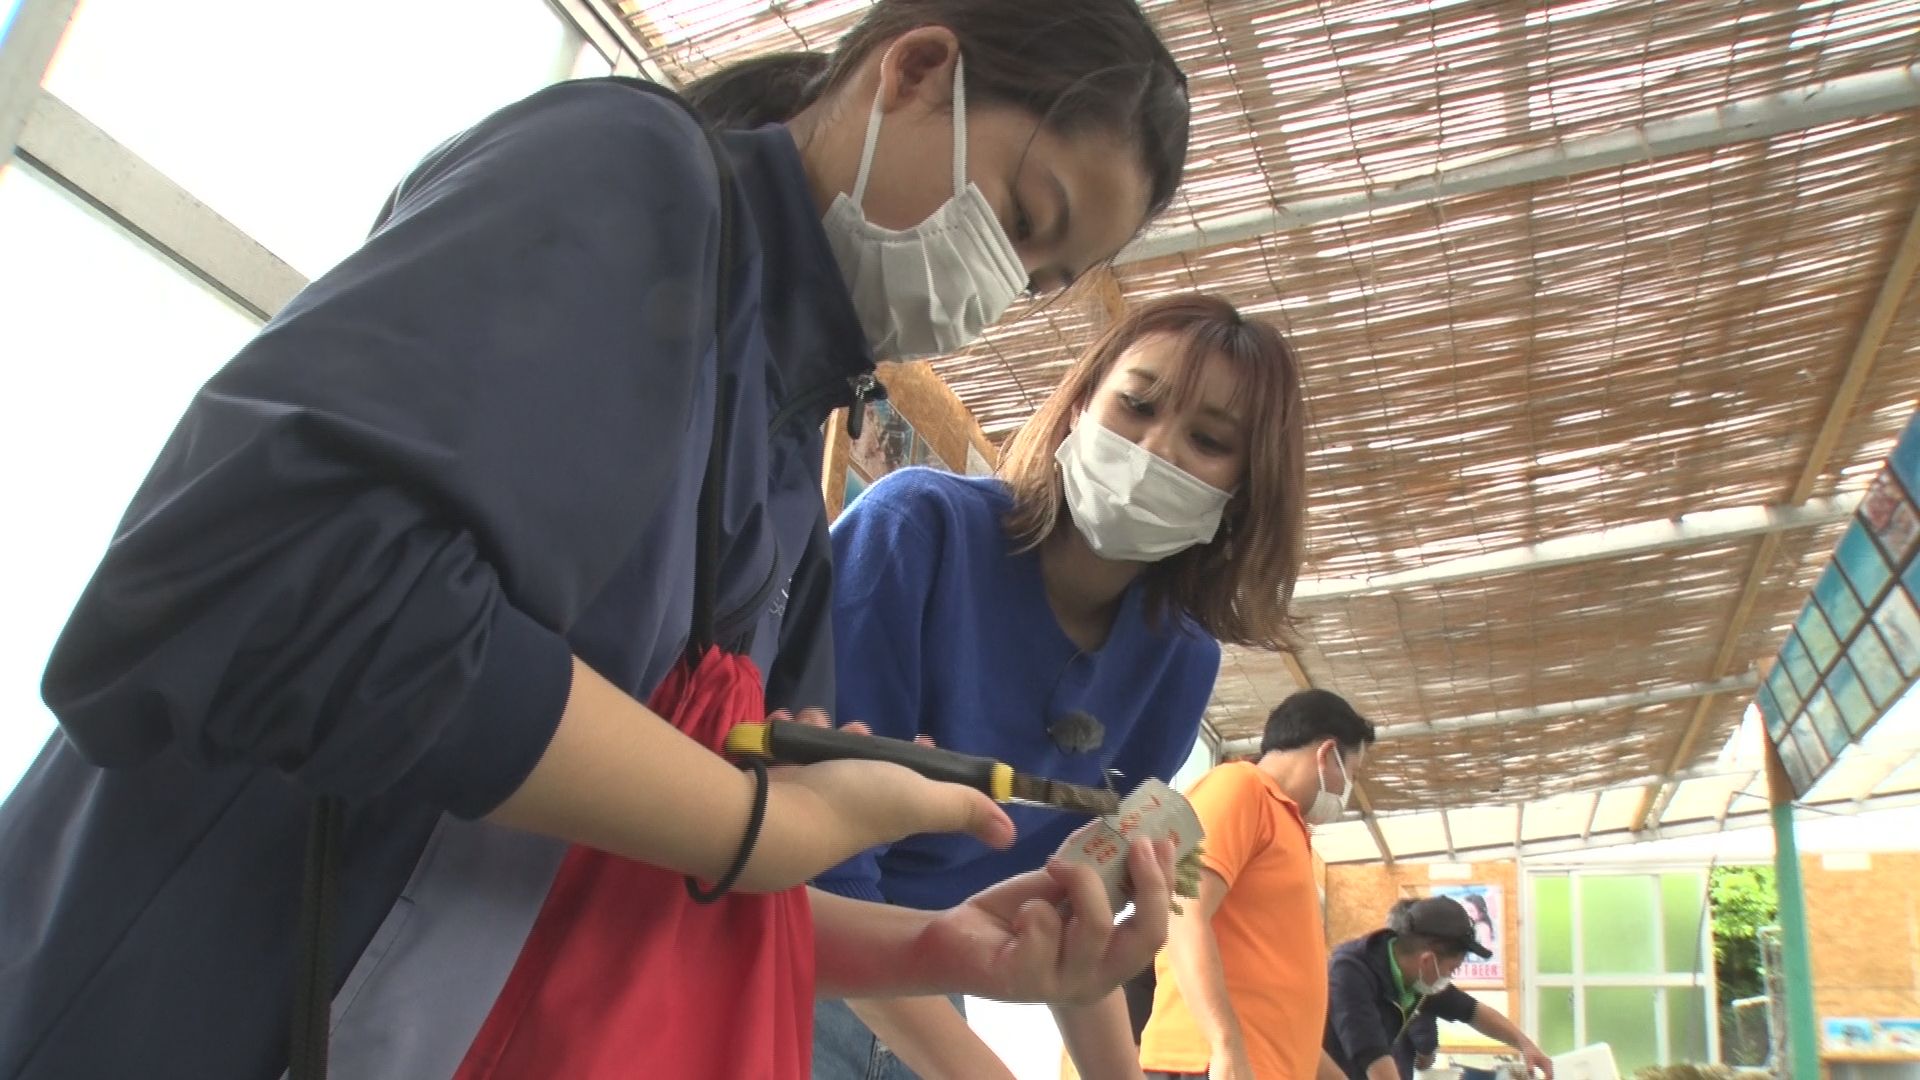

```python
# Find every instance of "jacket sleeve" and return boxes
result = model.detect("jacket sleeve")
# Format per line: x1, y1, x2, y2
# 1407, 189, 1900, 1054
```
1327, 953, 1395, 1071
39, 80, 725, 820
808, 478, 944, 901
763, 507, 836, 715
1427, 986, 1479, 1025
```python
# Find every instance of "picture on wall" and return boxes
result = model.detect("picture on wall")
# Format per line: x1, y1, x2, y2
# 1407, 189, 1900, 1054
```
965, 442, 994, 478
849, 398, 915, 480
1430, 884, 1504, 986
908, 432, 946, 471
843, 467, 868, 508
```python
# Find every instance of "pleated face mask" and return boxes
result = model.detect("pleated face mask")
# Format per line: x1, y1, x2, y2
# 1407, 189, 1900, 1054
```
822, 55, 1028, 361
1054, 416, 1234, 563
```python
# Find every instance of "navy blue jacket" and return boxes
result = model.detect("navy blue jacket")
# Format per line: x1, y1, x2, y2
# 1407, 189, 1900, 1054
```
0, 79, 867, 1078
1324, 931, 1479, 1080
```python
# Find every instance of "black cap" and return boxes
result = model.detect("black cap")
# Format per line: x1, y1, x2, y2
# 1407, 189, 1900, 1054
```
1405, 897, 1492, 959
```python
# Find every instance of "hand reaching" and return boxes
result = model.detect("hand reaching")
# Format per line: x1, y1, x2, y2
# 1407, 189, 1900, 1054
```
912, 835, 1175, 1006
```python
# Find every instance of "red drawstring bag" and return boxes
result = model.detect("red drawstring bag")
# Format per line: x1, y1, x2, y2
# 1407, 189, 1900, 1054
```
450, 646, 814, 1080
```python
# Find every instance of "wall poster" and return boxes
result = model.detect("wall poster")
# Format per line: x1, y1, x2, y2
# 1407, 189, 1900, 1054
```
1429, 884, 1504, 987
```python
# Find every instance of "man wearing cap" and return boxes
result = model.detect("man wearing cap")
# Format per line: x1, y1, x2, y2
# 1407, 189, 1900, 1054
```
1324, 897, 1555, 1079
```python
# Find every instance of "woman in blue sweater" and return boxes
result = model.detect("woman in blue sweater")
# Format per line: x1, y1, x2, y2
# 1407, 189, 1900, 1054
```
814, 294, 1309, 1080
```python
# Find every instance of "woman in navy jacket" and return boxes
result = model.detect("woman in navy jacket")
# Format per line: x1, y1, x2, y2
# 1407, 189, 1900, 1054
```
0, 1, 1190, 1076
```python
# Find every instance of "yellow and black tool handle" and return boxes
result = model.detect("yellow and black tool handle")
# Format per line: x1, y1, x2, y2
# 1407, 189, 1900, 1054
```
724, 720, 1016, 803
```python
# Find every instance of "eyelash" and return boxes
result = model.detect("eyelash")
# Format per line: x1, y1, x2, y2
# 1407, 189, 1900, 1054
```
1015, 202, 1081, 296
1014, 204, 1035, 243
1122, 393, 1232, 454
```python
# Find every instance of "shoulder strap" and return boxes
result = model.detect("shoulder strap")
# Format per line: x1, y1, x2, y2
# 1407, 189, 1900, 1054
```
289, 85, 739, 1080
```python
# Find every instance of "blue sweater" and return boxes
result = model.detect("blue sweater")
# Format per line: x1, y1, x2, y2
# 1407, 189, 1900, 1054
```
815, 468, 1220, 909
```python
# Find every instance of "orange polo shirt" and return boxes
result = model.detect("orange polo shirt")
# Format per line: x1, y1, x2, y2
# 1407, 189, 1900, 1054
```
1139, 761, 1328, 1078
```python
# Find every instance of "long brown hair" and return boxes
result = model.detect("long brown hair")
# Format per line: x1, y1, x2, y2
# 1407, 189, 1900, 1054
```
998, 294, 1307, 650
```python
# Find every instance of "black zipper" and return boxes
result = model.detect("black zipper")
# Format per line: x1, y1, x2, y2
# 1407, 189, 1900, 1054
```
766, 369, 882, 442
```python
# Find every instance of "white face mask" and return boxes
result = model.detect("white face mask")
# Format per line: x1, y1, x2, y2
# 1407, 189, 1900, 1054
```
822, 55, 1028, 361
1305, 743, 1353, 826
1410, 953, 1452, 996
1054, 416, 1233, 563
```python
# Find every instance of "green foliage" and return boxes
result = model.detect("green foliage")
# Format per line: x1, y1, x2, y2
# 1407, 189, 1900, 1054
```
1709, 866, 1778, 1000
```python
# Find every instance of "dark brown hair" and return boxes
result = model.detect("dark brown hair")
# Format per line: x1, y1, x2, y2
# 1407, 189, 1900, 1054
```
683, 0, 1189, 219
998, 294, 1308, 651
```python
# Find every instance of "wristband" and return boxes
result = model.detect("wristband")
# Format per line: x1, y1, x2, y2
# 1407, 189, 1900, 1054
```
686, 759, 769, 903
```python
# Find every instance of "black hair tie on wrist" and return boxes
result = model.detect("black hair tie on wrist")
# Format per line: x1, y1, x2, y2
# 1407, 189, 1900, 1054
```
686, 758, 769, 904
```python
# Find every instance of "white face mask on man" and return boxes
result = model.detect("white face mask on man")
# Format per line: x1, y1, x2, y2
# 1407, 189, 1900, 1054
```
1053, 415, 1234, 563
821, 54, 1029, 361
1410, 952, 1453, 996
1304, 741, 1354, 827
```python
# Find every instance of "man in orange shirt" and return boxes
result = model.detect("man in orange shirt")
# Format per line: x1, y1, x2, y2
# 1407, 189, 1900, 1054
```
1140, 690, 1375, 1080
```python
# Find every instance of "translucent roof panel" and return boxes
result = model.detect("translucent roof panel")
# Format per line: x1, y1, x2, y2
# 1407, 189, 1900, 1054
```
1375, 810, 1452, 858
1521, 790, 1601, 843
1589, 786, 1651, 836
1661, 772, 1752, 826
1445, 805, 1520, 854
1311, 820, 1382, 864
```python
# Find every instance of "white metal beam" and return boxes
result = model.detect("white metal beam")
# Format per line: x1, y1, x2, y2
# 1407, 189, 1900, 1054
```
1321, 787, 1920, 864
547, 0, 678, 87
1219, 672, 1759, 754
16, 91, 306, 320
1120, 62, 1920, 265
0, 0, 76, 161
1294, 496, 1857, 602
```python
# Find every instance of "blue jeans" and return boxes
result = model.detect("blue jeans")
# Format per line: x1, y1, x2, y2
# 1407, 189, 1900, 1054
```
811, 996, 967, 1080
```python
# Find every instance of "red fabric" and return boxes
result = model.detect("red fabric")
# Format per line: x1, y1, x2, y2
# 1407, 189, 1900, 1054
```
452, 648, 815, 1079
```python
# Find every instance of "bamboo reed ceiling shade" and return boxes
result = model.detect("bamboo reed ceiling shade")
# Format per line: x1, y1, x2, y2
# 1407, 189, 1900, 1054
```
612, 0, 1920, 813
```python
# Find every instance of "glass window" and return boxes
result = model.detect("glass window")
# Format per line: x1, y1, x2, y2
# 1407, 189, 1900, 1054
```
1533, 873, 1574, 975
1838, 526, 1892, 606
1537, 987, 1577, 1057
1872, 587, 1920, 678
1797, 600, 1840, 672
1848, 625, 1907, 709
43, 0, 585, 277
1660, 872, 1706, 974
1825, 658, 1876, 737
1780, 630, 1822, 695
1580, 875, 1658, 975
1532, 870, 1718, 1068
1766, 664, 1802, 728
1814, 565, 1865, 642
1805, 683, 1853, 754
1585, 987, 1660, 1074
1665, 987, 1712, 1065
0, 161, 260, 798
